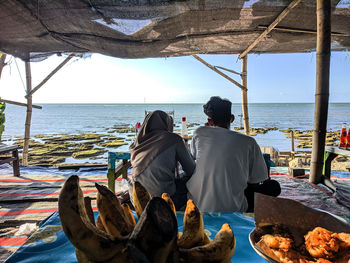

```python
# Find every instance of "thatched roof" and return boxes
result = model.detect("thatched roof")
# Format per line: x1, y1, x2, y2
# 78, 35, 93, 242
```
1, 0, 350, 61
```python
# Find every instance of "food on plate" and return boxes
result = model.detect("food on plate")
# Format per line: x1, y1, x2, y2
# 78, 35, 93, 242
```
304, 227, 339, 258
257, 226, 350, 263
261, 234, 293, 251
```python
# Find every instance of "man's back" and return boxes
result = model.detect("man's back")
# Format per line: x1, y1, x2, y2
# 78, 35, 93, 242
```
187, 126, 268, 212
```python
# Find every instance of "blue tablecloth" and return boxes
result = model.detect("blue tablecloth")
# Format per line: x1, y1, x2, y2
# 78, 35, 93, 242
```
5, 211, 263, 263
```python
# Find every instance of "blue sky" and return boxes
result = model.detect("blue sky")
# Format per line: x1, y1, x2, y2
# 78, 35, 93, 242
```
1, 51, 349, 104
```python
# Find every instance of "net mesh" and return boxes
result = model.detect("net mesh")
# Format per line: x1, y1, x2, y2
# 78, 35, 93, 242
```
0, 0, 349, 61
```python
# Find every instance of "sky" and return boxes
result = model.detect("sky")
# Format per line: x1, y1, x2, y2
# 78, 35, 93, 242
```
1, 51, 349, 104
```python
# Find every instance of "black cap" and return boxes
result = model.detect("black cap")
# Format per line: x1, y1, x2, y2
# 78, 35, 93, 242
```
203, 96, 232, 124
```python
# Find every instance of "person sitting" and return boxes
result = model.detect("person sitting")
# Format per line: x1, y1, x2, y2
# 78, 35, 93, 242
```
129, 110, 195, 210
186, 96, 281, 213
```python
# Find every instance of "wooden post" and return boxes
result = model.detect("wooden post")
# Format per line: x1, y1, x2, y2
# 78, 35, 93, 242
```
23, 61, 33, 166
26, 53, 74, 98
291, 130, 295, 152
310, 0, 331, 184
241, 56, 250, 135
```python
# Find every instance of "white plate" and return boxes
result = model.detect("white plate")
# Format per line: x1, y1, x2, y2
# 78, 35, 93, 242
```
249, 229, 279, 263
249, 209, 347, 263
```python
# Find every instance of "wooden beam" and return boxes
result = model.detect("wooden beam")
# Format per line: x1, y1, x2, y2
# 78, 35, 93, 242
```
23, 62, 33, 166
214, 66, 242, 76
241, 56, 250, 135
0, 99, 42, 109
258, 25, 350, 37
310, 0, 331, 184
25, 53, 74, 98
239, 0, 302, 59
192, 55, 247, 91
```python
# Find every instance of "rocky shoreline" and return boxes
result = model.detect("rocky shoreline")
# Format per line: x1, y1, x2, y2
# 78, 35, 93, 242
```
2, 124, 349, 171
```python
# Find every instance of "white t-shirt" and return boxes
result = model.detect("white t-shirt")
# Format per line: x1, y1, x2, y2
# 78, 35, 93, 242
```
186, 126, 268, 212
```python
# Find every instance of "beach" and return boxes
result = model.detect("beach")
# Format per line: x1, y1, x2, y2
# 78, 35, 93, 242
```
1, 103, 350, 167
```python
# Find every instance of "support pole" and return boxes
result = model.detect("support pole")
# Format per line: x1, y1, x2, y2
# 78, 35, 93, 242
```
23, 62, 33, 166
241, 56, 250, 135
310, 0, 331, 184
26, 53, 74, 98
192, 55, 247, 91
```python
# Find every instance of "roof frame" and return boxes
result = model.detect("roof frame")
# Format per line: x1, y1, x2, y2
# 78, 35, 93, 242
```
239, 0, 302, 59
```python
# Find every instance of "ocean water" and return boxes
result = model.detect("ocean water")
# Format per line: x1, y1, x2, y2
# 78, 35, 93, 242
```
2, 103, 350, 152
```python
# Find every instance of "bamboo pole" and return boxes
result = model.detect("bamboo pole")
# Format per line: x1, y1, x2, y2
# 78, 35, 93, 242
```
241, 56, 249, 135
310, 0, 331, 184
192, 55, 247, 91
25, 53, 74, 98
0, 99, 42, 109
257, 25, 350, 37
23, 62, 33, 166
214, 66, 242, 76
239, 0, 302, 59
0, 53, 7, 79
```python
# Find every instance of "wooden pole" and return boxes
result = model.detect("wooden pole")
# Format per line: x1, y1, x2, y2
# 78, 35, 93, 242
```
0, 53, 7, 79
310, 0, 331, 184
26, 53, 74, 98
241, 56, 250, 135
23, 62, 33, 166
214, 66, 242, 76
239, 0, 302, 59
0, 99, 42, 109
257, 25, 350, 37
192, 55, 247, 91
291, 130, 295, 159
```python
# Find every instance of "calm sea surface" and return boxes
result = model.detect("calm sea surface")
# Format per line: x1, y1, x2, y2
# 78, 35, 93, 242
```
3, 103, 350, 151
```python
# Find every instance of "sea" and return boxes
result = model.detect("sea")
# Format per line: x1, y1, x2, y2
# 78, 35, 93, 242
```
2, 103, 350, 152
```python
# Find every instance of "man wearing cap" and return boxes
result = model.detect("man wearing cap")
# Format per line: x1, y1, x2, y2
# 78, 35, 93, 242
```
186, 96, 280, 212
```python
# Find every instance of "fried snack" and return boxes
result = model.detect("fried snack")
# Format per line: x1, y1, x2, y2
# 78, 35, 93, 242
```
304, 227, 339, 259
333, 232, 350, 249
261, 234, 293, 251
257, 226, 350, 263
314, 259, 332, 263
258, 234, 305, 263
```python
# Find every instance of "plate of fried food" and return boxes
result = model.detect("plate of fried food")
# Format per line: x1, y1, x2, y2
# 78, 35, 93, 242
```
250, 194, 350, 263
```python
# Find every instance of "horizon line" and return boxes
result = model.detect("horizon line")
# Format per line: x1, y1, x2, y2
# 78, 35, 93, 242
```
28, 102, 350, 105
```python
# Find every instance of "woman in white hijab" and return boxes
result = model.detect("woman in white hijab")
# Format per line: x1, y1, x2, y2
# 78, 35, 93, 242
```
129, 110, 195, 210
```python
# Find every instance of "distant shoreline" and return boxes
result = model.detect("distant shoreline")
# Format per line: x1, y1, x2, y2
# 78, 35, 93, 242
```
29, 102, 350, 105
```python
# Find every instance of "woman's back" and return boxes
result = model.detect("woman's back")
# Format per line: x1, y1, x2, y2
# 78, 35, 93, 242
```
129, 110, 195, 208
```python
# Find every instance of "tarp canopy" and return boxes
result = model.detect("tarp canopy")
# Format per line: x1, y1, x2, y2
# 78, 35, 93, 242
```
0, 0, 350, 61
